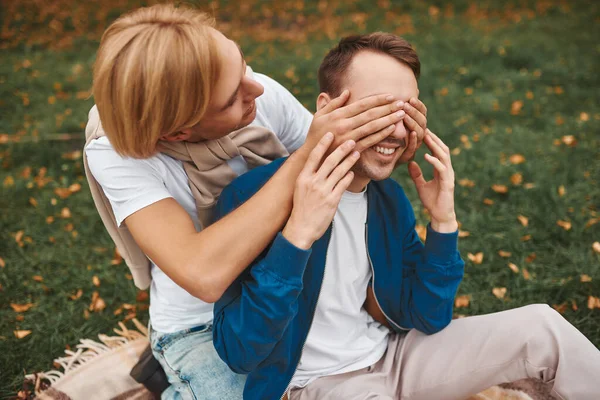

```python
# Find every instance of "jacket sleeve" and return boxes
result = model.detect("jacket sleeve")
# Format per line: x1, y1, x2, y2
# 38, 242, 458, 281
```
212, 185, 311, 374
397, 222, 465, 335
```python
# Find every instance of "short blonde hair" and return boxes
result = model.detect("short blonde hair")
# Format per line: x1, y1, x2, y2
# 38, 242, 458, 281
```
93, 4, 221, 158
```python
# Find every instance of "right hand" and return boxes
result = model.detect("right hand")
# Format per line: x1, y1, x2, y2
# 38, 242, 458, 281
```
304, 90, 406, 154
282, 133, 359, 249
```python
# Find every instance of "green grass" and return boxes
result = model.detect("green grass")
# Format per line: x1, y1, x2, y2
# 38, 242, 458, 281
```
1, 0, 599, 397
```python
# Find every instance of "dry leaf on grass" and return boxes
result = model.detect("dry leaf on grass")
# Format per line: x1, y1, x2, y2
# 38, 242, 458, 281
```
581, 274, 592, 282
587, 296, 600, 310
517, 215, 529, 227
32, 275, 43, 282
92, 275, 100, 287
509, 154, 526, 164
458, 179, 475, 187
483, 198, 494, 205
60, 207, 71, 218
10, 303, 34, 312
525, 253, 537, 263
14, 330, 31, 339
492, 287, 507, 299
458, 230, 470, 238
561, 135, 577, 146
510, 173, 523, 185
498, 250, 512, 258
455, 295, 470, 308
521, 234, 532, 242
467, 252, 484, 264
508, 263, 519, 273
491, 184, 508, 194
585, 218, 599, 229
592, 242, 600, 254
69, 289, 83, 300
415, 225, 427, 242
557, 220, 572, 231
558, 185, 566, 196
0, 257, 5, 268
89, 291, 106, 312
522, 269, 532, 280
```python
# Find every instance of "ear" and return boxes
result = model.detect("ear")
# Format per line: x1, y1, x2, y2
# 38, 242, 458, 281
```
316, 92, 332, 112
160, 129, 192, 142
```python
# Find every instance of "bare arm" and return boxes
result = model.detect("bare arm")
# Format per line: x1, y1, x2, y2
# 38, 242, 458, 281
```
125, 92, 406, 303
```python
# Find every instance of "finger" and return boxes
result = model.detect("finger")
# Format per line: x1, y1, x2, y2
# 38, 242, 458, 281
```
424, 134, 449, 165
403, 102, 427, 130
408, 161, 426, 187
319, 90, 350, 115
326, 151, 360, 190
355, 124, 396, 153
401, 131, 418, 162
315, 139, 357, 180
333, 93, 396, 119
332, 171, 355, 197
346, 100, 404, 130
349, 110, 404, 145
424, 153, 447, 175
305, 132, 334, 173
402, 114, 425, 142
409, 97, 427, 117
426, 129, 450, 154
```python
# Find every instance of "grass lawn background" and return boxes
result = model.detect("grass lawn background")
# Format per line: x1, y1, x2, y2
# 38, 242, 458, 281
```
1, 0, 598, 397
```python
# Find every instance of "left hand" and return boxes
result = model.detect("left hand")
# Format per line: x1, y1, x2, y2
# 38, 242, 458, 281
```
397, 97, 428, 164
408, 129, 458, 233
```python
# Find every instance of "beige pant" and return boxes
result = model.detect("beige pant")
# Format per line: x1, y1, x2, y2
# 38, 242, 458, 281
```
289, 304, 600, 400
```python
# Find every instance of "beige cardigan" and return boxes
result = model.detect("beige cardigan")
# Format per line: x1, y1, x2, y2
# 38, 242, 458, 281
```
83, 91, 288, 289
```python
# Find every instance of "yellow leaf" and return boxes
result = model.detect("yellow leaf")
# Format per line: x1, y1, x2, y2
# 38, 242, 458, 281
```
3, 176, 14, 187
62, 150, 82, 160
458, 179, 475, 187
28, 197, 37, 207
510, 100, 523, 115
467, 252, 484, 264
555, 115, 564, 126
492, 287, 507, 299
557, 220, 572, 231
10, 303, 34, 312
508, 262, 519, 273
522, 268, 532, 280
585, 218, 599, 229
458, 230, 470, 238
561, 135, 577, 146
492, 184, 508, 194
68, 183, 81, 193
93, 276, 100, 287
54, 188, 72, 199
581, 274, 592, 283
517, 215, 529, 227
587, 296, 600, 310
89, 291, 106, 312
521, 234, 532, 241
509, 154, 526, 164
439, 87, 449, 96
498, 250, 511, 258
69, 289, 83, 300
483, 198, 494, 205
14, 330, 32, 339
32, 275, 43, 282
558, 185, 566, 196
48, 96, 56, 105
579, 112, 589, 121
593, 242, 600, 254
415, 225, 427, 242
46, 216, 54, 224
525, 253, 537, 263
523, 183, 536, 189
526, 91, 534, 99
510, 173, 523, 186
61, 207, 71, 219
553, 86, 564, 94
455, 295, 470, 308
0, 257, 5, 268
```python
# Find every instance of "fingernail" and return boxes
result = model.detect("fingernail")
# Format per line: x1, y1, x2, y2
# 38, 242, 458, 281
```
346, 140, 355, 148
388, 124, 395, 130
404, 103, 411, 109
410, 98, 417, 104
343, 89, 349, 96
325, 132, 333, 140
352, 151, 360, 158
396, 111, 405, 118
396, 101, 404, 108
386, 95, 395, 101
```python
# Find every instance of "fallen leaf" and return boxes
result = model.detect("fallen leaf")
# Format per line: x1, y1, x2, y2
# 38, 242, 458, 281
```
526, 91, 534, 99
585, 218, 599, 229
525, 253, 537, 263
553, 86, 564, 95
580, 112, 589, 121
509, 154, 526, 164
593, 242, 600, 254
68, 183, 81, 193
14, 330, 32, 339
522, 268, 532, 280
10, 303, 34, 312
523, 183, 536, 189
458, 230, 470, 238
15, 315, 24, 322
555, 115, 564, 126
552, 303, 567, 314
136, 290, 149, 302
3, 176, 15, 187
510, 100, 523, 115
510, 173, 523, 185
29, 197, 38, 207
62, 150, 82, 160
521, 234, 532, 241
558, 185, 566, 197
557, 220, 572, 231
587, 296, 600, 310
581, 274, 592, 283
15, 230, 24, 243
508, 262, 519, 273
467, 252, 484, 264
458, 179, 476, 187
89, 291, 106, 312
492, 184, 508, 194
32, 275, 43, 282
111, 249, 123, 265
517, 215, 529, 227
69, 289, 83, 300
561, 135, 577, 147
415, 224, 427, 242
492, 287, 507, 299
0, 257, 5, 268
483, 198, 494, 205
455, 295, 470, 308
92, 276, 100, 287
54, 188, 71, 199
498, 250, 512, 258
61, 207, 71, 218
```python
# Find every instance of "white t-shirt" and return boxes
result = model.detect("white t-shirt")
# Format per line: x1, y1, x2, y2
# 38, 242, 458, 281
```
86, 72, 312, 333
290, 190, 390, 389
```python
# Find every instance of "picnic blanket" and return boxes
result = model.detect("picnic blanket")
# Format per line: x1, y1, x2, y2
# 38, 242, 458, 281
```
23, 320, 554, 400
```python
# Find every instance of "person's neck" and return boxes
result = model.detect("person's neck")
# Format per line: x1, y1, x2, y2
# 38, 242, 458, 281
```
347, 175, 370, 193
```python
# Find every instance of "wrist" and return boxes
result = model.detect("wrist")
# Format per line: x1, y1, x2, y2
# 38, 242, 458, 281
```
430, 218, 458, 234
282, 218, 314, 250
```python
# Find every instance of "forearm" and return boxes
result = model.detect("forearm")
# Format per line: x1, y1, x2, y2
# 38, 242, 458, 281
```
183, 146, 312, 301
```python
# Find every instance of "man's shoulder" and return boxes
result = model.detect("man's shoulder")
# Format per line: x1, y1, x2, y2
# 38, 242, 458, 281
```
222, 157, 287, 201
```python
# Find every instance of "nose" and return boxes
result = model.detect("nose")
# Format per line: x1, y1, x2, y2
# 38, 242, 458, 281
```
242, 76, 264, 101
389, 120, 408, 146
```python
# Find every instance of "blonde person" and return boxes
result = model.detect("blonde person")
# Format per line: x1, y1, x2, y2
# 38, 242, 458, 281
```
84, 4, 428, 399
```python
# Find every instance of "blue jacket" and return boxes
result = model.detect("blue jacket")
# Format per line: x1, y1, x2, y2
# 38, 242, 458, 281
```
213, 158, 464, 400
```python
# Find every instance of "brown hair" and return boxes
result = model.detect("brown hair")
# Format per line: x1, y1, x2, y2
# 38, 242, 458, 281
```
93, 4, 221, 158
318, 32, 420, 96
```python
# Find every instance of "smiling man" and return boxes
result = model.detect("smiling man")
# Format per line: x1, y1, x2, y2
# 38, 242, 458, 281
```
212, 33, 600, 400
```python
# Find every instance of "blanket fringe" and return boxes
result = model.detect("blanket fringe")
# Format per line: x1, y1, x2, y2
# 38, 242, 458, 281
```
24, 318, 148, 388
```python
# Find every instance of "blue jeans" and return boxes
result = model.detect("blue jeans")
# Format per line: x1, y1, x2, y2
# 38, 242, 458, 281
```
150, 323, 246, 399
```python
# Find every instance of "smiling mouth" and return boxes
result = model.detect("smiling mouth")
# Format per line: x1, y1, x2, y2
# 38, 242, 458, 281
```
373, 146, 398, 155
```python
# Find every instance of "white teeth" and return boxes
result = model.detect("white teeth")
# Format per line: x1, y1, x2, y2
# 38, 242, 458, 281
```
374, 146, 396, 155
